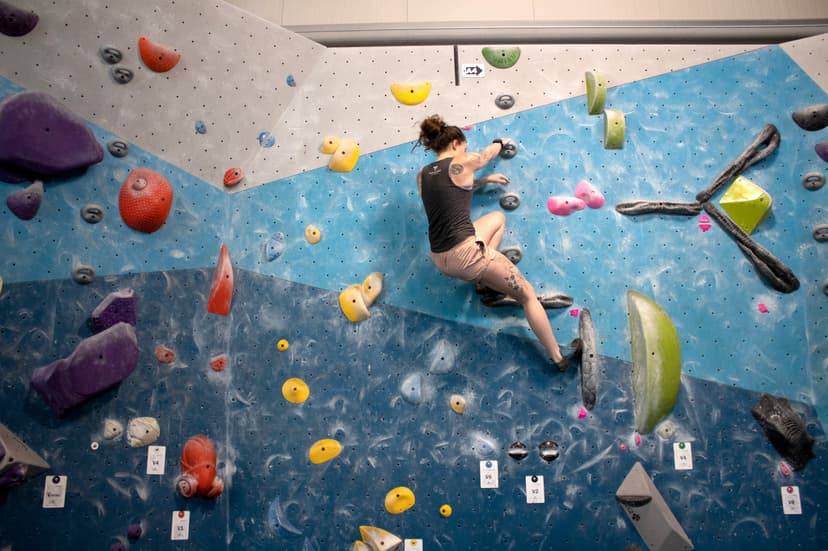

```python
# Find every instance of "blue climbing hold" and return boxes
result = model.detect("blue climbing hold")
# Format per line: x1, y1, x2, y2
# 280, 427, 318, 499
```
286, 74, 296, 87
264, 232, 285, 261
195, 120, 207, 134
258, 131, 275, 148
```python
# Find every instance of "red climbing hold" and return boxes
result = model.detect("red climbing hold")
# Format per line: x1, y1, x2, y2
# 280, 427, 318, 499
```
118, 168, 173, 233
210, 354, 228, 372
138, 36, 180, 73
207, 244, 233, 315
223, 167, 244, 187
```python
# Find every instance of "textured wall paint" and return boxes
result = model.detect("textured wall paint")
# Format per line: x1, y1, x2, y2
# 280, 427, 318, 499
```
0, 1, 827, 549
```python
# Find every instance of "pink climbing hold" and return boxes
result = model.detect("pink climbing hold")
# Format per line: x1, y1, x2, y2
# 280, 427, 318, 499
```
570, 308, 579, 318
574, 180, 605, 209
779, 461, 792, 477
577, 407, 588, 419
757, 303, 769, 314
634, 433, 641, 446
619, 442, 628, 451
155, 344, 176, 363
547, 196, 586, 216
698, 214, 712, 232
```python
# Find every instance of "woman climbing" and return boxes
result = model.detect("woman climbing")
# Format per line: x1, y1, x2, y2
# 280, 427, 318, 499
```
415, 114, 581, 370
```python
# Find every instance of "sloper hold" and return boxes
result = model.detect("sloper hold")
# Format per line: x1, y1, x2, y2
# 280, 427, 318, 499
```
0, 1, 39, 37
400, 373, 423, 404
328, 139, 359, 172
138, 36, 181, 72
384, 486, 415, 514
0, 422, 50, 491
6, 180, 43, 220
791, 103, 828, 131
616, 462, 694, 551
481, 46, 521, 69
751, 393, 815, 470
0, 92, 103, 179
118, 168, 174, 233
207, 244, 234, 315
339, 284, 370, 322
30, 322, 138, 416
390, 81, 431, 105
90, 288, 137, 333
358, 526, 402, 551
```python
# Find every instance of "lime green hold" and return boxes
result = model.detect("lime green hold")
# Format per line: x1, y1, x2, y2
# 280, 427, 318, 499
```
482, 47, 521, 69
719, 175, 772, 234
626, 291, 681, 434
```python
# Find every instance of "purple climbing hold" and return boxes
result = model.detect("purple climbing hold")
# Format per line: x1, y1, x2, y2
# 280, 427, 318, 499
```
30, 322, 138, 416
0, 92, 104, 183
90, 288, 137, 333
0, 1, 39, 37
127, 524, 143, 539
109, 543, 126, 551
816, 141, 828, 163
5, 180, 43, 220
0, 462, 27, 490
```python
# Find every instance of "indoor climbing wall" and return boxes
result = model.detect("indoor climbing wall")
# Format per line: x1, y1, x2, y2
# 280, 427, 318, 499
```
1, 0, 827, 550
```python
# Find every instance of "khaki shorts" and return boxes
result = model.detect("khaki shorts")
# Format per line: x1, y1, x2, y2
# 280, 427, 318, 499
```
431, 236, 527, 301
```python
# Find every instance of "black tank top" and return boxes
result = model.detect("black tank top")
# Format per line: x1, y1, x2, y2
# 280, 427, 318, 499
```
420, 157, 475, 253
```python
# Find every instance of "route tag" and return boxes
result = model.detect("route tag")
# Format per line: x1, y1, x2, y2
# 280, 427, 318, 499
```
147, 445, 166, 475
42, 475, 67, 508
171, 510, 191, 540
673, 442, 693, 470
404, 539, 423, 550
480, 460, 499, 489
781, 486, 802, 515
526, 475, 545, 504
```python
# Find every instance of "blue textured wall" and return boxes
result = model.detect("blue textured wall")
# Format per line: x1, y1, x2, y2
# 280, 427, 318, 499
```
1, 43, 828, 549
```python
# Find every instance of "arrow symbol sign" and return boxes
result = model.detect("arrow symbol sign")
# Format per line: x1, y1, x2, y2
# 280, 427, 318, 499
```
462, 64, 485, 78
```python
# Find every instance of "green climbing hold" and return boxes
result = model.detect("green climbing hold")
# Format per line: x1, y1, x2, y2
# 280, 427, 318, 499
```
482, 47, 521, 69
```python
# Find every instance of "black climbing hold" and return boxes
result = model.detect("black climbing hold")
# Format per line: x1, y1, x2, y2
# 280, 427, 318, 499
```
499, 192, 520, 210
751, 393, 815, 470
499, 142, 517, 159
792, 103, 828, 132
802, 172, 825, 191
111, 67, 133, 84
813, 224, 828, 242
508, 441, 529, 461
500, 245, 522, 264
100, 46, 123, 64
107, 140, 129, 158
538, 440, 559, 462
80, 204, 104, 224
495, 94, 515, 110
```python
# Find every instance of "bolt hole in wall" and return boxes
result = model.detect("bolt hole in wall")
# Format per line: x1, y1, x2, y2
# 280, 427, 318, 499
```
0, 0, 828, 550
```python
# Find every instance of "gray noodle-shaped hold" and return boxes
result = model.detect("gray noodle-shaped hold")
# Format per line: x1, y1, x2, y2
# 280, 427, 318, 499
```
614, 201, 702, 216
703, 203, 799, 293
578, 307, 598, 410
480, 291, 573, 309
751, 393, 815, 470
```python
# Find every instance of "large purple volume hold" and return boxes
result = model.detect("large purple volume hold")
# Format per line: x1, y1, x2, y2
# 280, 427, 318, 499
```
90, 288, 137, 333
0, 92, 103, 182
30, 322, 138, 416
0, 1, 39, 37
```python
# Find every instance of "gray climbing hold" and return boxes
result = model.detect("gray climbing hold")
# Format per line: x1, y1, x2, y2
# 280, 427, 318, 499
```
792, 103, 828, 131
538, 440, 559, 462
72, 264, 96, 284
495, 94, 515, 110
107, 140, 128, 158
499, 142, 517, 159
500, 245, 522, 264
0, 1, 38, 37
111, 67, 133, 84
80, 203, 104, 224
499, 192, 520, 210
578, 307, 598, 410
813, 224, 828, 242
823, 278, 828, 296
100, 46, 122, 64
507, 441, 529, 461
802, 172, 825, 191
400, 373, 423, 404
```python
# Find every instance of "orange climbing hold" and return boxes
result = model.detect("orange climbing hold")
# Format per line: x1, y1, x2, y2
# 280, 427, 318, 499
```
207, 244, 234, 315
138, 36, 181, 73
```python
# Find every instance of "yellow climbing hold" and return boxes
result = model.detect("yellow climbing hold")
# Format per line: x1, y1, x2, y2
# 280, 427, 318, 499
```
277, 339, 289, 352
384, 486, 415, 514
390, 81, 432, 105
604, 109, 625, 149
439, 504, 453, 517
328, 139, 360, 172
281, 377, 309, 404
352, 542, 371, 551
308, 438, 342, 464
449, 394, 466, 414
320, 135, 340, 154
585, 71, 607, 115
339, 284, 370, 322
304, 224, 322, 244
361, 272, 384, 307
719, 175, 772, 235
359, 526, 402, 551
